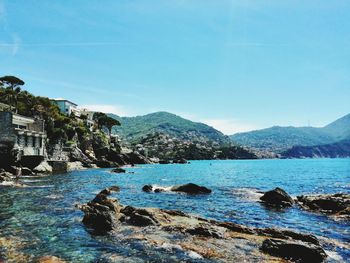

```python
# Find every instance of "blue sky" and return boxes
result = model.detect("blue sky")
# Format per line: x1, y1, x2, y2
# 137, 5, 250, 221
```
1, 1, 349, 134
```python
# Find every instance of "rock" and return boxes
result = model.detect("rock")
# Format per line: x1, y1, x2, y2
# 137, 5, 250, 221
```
260, 238, 327, 263
33, 161, 53, 174
174, 158, 188, 164
260, 187, 294, 208
142, 185, 153, 192
79, 191, 327, 262
67, 161, 85, 171
297, 193, 350, 219
123, 151, 151, 165
0, 170, 14, 182
80, 193, 122, 233
154, 188, 164, 193
111, 168, 126, 173
186, 226, 222, 238
171, 183, 212, 194
37, 256, 67, 263
99, 186, 120, 195
69, 146, 93, 167
95, 159, 117, 168
21, 167, 33, 176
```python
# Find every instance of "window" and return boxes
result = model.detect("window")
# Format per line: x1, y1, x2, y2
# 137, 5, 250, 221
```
16, 135, 20, 145
39, 138, 43, 148
24, 136, 28, 147
32, 137, 36, 147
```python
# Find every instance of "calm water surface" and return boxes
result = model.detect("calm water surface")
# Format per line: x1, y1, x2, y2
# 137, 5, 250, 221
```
0, 159, 349, 262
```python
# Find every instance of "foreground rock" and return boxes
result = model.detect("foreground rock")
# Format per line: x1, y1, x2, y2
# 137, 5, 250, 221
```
142, 183, 212, 194
33, 161, 53, 174
297, 193, 350, 220
260, 187, 294, 208
261, 239, 327, 263
79, 191, 327, 262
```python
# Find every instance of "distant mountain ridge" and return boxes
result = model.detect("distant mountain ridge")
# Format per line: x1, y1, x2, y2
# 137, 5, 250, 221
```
109, 111, 231, 145
230, 113, 350, 153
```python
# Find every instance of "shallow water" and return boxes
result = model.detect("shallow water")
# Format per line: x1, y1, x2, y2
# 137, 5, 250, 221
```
0, 159, 349, 262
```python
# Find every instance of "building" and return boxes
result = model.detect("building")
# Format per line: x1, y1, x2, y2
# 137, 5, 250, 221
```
50, 98, 78, 116
0, 111, 46, 160
79, 108, 95, 131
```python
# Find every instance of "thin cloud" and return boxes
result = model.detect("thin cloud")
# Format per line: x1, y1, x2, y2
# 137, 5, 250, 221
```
0, 41, 132, 47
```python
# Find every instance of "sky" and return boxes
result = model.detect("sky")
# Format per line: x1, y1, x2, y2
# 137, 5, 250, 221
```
0, 1, 349, 134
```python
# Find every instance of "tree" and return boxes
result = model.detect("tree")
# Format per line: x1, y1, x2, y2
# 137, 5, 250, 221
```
0, 76, 25, 112
93, 112, 120, 135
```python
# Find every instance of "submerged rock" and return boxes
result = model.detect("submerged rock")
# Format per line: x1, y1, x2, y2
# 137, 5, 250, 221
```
78, 191, 327, 262
260, 187, 294, 208
37, 256, 67, 263
111, 168, 126, 173
297, 193, 350, 219
171, 183, 212, 194
261, 238, 327, 263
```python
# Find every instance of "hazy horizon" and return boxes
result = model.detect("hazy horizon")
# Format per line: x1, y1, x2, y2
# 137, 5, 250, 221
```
1, 1, 349, 134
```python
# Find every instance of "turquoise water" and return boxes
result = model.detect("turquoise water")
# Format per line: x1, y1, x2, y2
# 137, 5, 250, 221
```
0, 159, 349, 262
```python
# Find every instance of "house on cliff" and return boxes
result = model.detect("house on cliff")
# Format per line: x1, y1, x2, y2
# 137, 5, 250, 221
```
0, 111, 46, 168
50, 98, 95, 131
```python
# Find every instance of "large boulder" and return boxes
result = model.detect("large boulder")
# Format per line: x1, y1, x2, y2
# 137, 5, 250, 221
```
124, 151, 151, 164
79, 193, 122, 233
260, 187, 294, 208
69, 146, 93, 167
297, 193, 350, 219
171, 183, 212, 194
33, 161, 53, 174
260, 239, 327, 263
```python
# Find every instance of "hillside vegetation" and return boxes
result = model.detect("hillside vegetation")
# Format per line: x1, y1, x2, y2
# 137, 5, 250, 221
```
110, 111, 231, 145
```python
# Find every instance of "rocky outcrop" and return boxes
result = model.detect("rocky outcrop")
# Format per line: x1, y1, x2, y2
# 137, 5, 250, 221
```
78, 192, 327, 262
260, 187, 294, 208
142, 183, 212, 195
261, 238, 327, 263
99, 186, 120, 195
69, 146, 93, 167
297, 193, 350, 219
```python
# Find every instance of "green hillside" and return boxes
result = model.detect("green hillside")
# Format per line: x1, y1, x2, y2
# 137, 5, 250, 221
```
110, 111, 231, 145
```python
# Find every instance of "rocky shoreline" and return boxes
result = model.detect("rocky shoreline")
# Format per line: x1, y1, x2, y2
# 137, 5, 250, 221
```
78, 188, 330, 262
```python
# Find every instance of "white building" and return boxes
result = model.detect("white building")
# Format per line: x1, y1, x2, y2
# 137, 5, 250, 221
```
50, 98, 78, 116
0, 111, 46, 157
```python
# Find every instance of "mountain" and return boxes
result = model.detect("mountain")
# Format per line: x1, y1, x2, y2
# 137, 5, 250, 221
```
109, 111, 231, 145
230, 113, 350, 153
322, 113, 350, 140
281, 138, 350, 158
